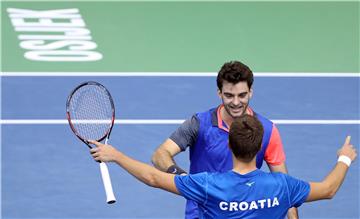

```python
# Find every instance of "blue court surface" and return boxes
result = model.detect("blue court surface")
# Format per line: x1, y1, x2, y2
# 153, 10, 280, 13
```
1, 75, 359, 219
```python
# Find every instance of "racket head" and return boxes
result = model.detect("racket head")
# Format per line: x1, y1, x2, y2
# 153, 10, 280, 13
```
66, 81, 115, 147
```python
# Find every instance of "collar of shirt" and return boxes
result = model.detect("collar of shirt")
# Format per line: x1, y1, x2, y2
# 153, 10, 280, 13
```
212, 104, 254, 132
230, 169, 262, 178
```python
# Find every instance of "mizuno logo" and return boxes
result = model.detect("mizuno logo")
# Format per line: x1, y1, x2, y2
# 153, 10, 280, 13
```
246, 182, 255, 187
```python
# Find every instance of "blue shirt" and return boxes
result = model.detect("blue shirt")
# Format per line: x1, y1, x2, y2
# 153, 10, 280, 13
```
174, 170, 310, 219
170, 106, 281, 218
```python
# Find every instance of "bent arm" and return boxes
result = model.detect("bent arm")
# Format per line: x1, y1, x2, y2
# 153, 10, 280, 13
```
307, 162, 349, 201
151, 138, 183, 171
152, 116, 199, 173
306, 136, 357, 202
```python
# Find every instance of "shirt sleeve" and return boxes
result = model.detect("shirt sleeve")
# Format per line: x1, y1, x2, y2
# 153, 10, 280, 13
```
284, 174, 310, 208
174, 172, 208, 204
264, 124, 286, 166
169, 115, 199, 151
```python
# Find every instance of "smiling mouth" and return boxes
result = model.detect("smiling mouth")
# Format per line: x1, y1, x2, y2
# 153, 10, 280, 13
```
230, 106, 243, 111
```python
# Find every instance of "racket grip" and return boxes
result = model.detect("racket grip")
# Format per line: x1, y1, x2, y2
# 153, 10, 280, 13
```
99, 162, 116, 204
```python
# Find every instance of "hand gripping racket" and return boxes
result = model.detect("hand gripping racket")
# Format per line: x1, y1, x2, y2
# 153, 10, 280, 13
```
66, 81, 116, 204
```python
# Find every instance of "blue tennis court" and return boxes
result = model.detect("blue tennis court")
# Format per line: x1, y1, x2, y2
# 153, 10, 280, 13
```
1, 1, 359, 219
1, 76, 359, 218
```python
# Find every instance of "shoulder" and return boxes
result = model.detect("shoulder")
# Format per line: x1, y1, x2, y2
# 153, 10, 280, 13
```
194, 107, 219, 128
175, 172, 209, 187
271, 172, 288, 180
258, 172, 288, 186
253, 111, 273, 125
174, 172, 209, 203
186, 114, 200, 126
195, 107, 218, 118
272, 173, 309, 189
169, 114, 201, 150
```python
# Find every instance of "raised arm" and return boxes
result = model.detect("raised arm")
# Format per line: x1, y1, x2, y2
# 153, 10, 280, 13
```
306, 136, 357, 202
89, 140, 180, 195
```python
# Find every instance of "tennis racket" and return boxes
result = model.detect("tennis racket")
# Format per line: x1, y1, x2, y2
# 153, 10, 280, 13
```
66, 81, 116, 204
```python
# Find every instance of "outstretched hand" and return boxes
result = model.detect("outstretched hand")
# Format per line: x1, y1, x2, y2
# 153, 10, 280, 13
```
89, 140, 119, 162
337, 136, 357, 161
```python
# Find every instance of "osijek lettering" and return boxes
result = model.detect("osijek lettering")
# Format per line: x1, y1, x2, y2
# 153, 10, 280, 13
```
7, 8, 103, 62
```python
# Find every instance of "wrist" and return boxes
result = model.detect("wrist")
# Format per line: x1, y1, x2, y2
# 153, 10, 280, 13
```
114, 150, 125, 163
338, 155, 351, 167
166, 164, 187, 175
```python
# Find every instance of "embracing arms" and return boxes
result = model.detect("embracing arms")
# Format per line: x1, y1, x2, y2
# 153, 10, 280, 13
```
306, 136, 357, 202
151, 116, 199, 174
89, 140, 180, 195
151, 138, 186, 174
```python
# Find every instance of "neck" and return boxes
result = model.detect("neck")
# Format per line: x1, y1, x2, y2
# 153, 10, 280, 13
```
232, 156, 257, 175
220, 105, 250, 128
220, 106, 234, 128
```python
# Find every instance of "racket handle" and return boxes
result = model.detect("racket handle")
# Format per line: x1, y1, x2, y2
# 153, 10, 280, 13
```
99, 162, 116, 204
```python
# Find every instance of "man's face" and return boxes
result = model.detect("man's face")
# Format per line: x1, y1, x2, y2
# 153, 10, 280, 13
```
218, 81, 253, 118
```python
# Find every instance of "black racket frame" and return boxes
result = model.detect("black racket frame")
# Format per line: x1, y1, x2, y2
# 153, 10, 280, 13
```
66, 81, 115, 149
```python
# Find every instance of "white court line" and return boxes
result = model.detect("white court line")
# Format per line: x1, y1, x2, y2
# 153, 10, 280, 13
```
0, 72, 359, 77
0, 119, 184, 125
0, 119, 359, 125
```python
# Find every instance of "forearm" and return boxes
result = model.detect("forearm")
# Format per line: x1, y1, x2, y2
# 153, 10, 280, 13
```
151, 149, 176, 171
287, 207, 298, 219
307, 162, 349, 202
114, 150, 165, 187
322, 162, 349, 198
306, 136, 356, 202
151, 139, 184, 172
89, 140, 181, 194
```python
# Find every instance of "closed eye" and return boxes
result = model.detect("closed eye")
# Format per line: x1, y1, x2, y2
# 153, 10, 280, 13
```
238, 92, 248, 98
224, 93, 234, 98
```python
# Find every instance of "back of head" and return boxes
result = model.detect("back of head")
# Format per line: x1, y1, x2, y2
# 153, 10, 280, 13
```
217, 61, 254, 91
229, 114, 264, 162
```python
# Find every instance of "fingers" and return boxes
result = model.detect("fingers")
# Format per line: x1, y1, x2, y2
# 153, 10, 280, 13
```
338, 135, 357, 161
90, 149, 103, 162
89, 142, 110, 162
88, 140, 102, 147
90, 147, 98, 154
89, 141, 101, 160
344, 135, 351, 145
88, 141, 116, 162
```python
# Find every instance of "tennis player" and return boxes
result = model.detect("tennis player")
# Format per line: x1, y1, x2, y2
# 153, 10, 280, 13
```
90, 114, 356, 219
151, 61, 297, 218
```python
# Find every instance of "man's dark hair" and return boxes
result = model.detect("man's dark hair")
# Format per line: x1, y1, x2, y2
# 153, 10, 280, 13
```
229, 114, 264, 162
217, 61, 254, 91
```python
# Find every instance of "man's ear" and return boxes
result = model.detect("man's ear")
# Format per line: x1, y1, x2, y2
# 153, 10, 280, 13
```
217, 89, 222, 98
249, 88, 253, 99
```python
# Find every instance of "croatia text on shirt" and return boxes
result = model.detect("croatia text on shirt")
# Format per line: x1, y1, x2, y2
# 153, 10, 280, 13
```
219, 197, 280, 211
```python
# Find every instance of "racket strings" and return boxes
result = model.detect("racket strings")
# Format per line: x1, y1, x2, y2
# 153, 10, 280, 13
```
69, 85, 113, 141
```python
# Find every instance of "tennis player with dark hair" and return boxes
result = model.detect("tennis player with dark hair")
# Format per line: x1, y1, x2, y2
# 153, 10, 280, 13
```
90, 114, 356, 219
151, 60, 297, 218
